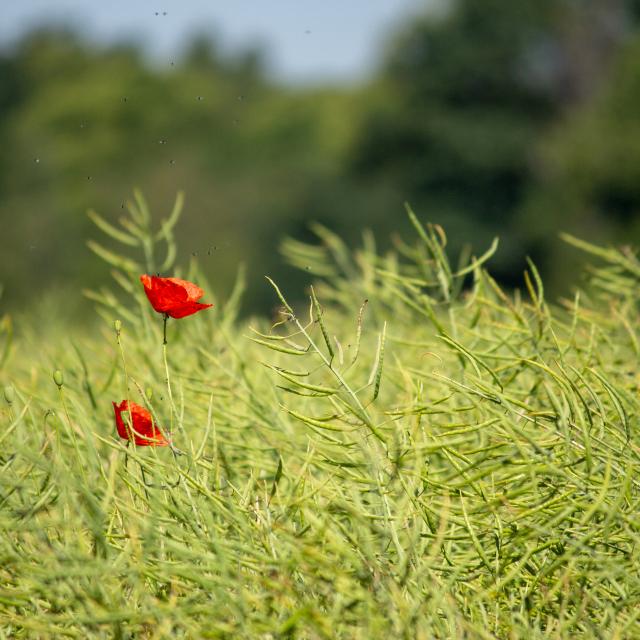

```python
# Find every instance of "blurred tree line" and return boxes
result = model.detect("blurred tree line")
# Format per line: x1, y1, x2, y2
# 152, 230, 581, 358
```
1, 0, 640, 319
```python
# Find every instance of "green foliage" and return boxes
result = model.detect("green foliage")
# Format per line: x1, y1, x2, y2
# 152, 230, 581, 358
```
3, 4, 640, 316
348, 0, 640, 286
349, 0, 560, 247
1, 204, 640, 637
0, 29, 361, 316
521, 30, 640, 276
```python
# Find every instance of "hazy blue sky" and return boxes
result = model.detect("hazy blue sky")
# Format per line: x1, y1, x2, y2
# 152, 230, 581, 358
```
0, 0, 428, 83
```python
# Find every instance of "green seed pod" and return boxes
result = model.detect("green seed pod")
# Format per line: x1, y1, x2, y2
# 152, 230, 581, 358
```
53, 370, 64, 388
114, 319, 122, 334
3, 385, 14, 405
145, 387, 153, 401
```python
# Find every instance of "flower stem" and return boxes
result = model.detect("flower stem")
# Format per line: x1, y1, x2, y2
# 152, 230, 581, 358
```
163, 313, 169, 345
162, 341, 175, 439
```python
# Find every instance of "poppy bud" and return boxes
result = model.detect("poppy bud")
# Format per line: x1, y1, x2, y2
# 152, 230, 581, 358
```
53, 370, 64, 388
3, 385, 14, 405
145, 387, 153, 401
114, 319, 122, 335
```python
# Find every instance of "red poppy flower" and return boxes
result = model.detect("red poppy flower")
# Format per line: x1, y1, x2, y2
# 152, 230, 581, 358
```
112, 400, 169, 447
140, 275, 213, 319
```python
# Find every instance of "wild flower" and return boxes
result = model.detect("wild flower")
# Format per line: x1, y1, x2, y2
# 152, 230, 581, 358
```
140, 275, 212, 319
112, 400, 169, 447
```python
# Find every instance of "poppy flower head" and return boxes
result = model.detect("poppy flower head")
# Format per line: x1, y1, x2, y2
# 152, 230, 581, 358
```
140, 275, 213, 319
112, 400, 169, 447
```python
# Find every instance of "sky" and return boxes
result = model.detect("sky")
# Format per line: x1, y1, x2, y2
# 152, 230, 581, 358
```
0, 0, 428, 84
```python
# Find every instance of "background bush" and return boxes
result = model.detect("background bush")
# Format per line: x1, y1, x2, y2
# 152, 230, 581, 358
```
3, 0, 640, 318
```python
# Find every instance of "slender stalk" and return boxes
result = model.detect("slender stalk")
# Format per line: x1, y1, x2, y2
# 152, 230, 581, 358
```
162, 341, 176, 439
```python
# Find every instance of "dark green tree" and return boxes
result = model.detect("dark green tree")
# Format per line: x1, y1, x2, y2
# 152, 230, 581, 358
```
0, 29, 357, 317
348, 0, 636, 284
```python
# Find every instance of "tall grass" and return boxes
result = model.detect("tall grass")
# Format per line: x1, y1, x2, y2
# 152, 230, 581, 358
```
1, 195, 639, 638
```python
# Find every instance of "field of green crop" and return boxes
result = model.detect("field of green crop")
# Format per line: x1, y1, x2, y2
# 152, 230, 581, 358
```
1, 195, 639, 638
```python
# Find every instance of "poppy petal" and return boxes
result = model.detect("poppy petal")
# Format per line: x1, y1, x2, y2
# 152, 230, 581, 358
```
166, 277, 204, 302
113, 400, 169, 447
167, 302, 213, 319
140, 275, 212, 318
